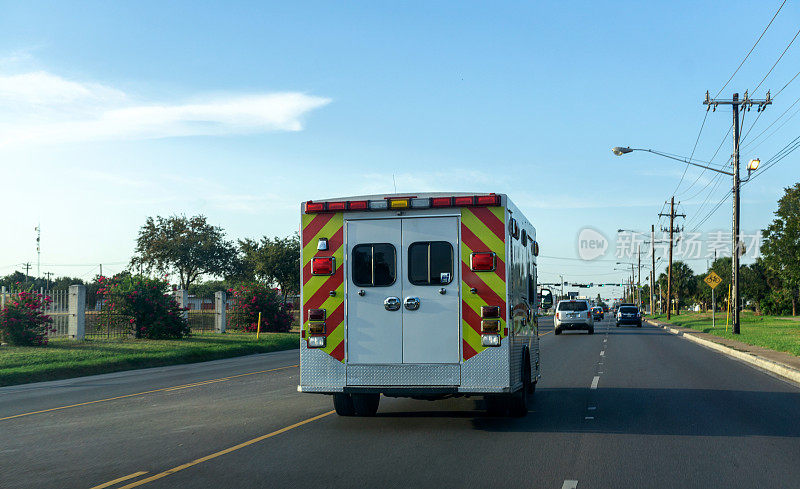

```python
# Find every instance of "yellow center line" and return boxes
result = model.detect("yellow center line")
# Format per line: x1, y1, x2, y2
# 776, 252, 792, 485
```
117, 411, 335, 489
538, 330, 553, 337
89, 471, 149, 489
0, 364, 299, 422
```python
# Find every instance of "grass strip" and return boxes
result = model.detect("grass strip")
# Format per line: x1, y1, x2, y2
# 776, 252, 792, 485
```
0, 332, 299, 387
650, 311, 800, 357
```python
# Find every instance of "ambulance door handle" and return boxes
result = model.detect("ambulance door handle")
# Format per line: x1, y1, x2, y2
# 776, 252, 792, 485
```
384, 297, 401, 311
404, 297, 420, 311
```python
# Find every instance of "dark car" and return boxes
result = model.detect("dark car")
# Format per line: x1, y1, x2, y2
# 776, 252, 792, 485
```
602, 305, 609, 313
616, 305, 642, 328
591, 306, 604, 321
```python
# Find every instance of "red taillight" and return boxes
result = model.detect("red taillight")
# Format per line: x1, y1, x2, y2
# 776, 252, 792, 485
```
453, 196, 475, 206
586, 312, 591, 318
349, 200, 368, 210
305, 201, 326, 213
470, 252, 496, 271
475, 194, 500, 206
431, 197, 452, 208
311, 257, 335, 275
308, 308, 326, 321
327, 201, 347, 211
556, 312, 560, 320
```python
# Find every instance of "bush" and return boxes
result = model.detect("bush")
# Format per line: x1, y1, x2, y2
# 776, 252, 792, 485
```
98, 274, 190, 339
0, 291, 54, 346
229, 283, 293, 333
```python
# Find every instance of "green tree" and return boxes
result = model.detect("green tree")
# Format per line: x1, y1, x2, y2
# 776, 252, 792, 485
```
131, 215, 236, 290
740, 259, 770, 313
670, 261, 696, 314
761, 183, 800, 316
237, 234, 300, 302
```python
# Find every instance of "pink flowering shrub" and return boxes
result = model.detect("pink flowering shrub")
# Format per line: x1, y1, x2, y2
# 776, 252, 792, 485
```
0, 291, 54, 346
98, 274, 189, 339
229, 283, 292, 333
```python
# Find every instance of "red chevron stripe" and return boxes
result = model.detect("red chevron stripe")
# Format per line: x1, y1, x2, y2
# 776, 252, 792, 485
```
463, 339, 477, 361
469, 207, 505, 242
330, 340, 344, 361
304, 266, 344, 317
324, 302, 344, 331
461, 262, 506, 320
302, 213, 334, 247
461, 223, 506, 280
462, 300, 482, 334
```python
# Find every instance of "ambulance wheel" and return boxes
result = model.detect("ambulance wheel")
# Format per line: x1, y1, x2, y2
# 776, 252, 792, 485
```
352, 393, 380, 417
525, 354, 535, 394
332, 394, 355, 416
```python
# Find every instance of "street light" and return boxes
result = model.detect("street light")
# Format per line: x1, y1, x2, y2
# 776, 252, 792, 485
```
613, 146, 760, 333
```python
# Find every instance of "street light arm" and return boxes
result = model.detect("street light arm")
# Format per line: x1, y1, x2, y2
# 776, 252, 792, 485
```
612, 147, 734, 176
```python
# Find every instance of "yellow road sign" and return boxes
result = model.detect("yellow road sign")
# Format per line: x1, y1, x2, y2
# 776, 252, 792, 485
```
704, 271, 722, 289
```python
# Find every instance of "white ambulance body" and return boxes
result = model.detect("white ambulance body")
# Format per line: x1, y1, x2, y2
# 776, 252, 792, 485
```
298, 193, 540, 416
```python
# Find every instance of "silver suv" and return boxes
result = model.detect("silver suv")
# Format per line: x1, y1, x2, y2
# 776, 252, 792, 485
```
554, 300, 594, 335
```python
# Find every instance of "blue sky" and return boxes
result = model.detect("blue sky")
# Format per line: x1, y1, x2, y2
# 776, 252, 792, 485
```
1, 1, 798, 299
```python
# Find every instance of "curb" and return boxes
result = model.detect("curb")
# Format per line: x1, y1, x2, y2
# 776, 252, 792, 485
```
646, 319, 800, 386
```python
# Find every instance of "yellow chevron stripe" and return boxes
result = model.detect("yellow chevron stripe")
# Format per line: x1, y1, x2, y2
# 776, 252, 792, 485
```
322, 321, 344, 356
461, 208, 505, 259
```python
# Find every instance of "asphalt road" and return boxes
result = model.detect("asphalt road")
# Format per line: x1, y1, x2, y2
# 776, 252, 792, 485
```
2, 317, 799, 489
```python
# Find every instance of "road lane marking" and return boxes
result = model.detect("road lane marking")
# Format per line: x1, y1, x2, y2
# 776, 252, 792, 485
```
587, 406, 596, 410
590, 376, 599, 389
600, 351, 605, 356
584, 416, 594, 420
562, 480, 579, 489
538, 330, 553, 337
116, 410, 335, 488
89, 471, 148, 489
0, 364, 299, 422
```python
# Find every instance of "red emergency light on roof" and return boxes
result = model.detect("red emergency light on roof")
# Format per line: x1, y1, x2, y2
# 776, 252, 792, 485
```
431, 197, 452, 208
327, 201, 347, 211
476, 194, 501, 206
470, 252, 496, 272
311, 257, 335, 275
305, 201, 326, 213
453, 196, 475, 206
349, 200, 369, 210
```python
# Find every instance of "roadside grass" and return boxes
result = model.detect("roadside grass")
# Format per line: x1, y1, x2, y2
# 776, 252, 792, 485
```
0, 332, 299, 387
649, 311, 800, 357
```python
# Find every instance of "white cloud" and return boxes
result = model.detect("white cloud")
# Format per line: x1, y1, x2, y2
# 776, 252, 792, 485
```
0, 71, 330, 147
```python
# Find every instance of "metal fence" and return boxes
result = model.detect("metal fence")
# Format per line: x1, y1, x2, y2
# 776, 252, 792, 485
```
47, 289, 70, 337
187, 295, 216, 333
84, 290, 132, 339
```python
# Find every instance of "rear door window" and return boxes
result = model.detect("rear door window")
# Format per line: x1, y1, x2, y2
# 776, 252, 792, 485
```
352, 243, 396, 287
557, 301, 589, 311
619, 306, 639, 314
408, 241, 454, 285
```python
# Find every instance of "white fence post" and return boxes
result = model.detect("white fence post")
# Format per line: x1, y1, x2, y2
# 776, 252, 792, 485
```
215, 291, 226, 333
68, 284, 86, 340
174, 289, 189, 321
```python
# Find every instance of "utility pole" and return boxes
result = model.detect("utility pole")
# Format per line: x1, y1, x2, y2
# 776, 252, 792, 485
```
35, 224, 41, 278
712, 249, 716, 329
651, 224, 656, 315
704, 90, 771, 335
44, 271, 53, 291
660, 196, 685, 320
99, 264, 103, 279
22, 262, 31, 287
637, 245, 641, 308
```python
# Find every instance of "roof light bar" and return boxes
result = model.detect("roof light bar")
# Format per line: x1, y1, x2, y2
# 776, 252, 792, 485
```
304, 194, 502, 213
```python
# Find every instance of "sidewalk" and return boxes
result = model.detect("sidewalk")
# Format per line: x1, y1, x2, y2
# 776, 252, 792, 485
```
646, 317, 800, 386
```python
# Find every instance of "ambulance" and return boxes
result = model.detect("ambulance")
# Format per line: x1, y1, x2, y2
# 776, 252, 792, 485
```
298, 193, 540, 417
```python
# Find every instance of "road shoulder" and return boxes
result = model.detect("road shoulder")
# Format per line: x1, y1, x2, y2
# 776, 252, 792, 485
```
646, 318, 800, 386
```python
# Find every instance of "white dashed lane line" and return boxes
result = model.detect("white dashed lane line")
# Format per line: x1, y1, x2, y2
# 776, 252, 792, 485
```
590, 376, 599, 389
562, 480, 579, 489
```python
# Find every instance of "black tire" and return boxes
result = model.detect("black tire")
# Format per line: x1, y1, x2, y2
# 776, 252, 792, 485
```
588, 327, 594, 335
525, 352, 535, 394
509, 355, 531, 417
351, 393, 380, 416
616, 323, 620, 327
554, 327, 562, 335
637, 322, 642, 328
332, 393, 355, 416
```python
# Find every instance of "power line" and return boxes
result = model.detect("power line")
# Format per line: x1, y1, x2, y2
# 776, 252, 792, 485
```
752, 25, 800, 96
714, 0, 787, 98
672, 111, 709, 196
743, 93, 800, 149
677, 124, 733, 198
